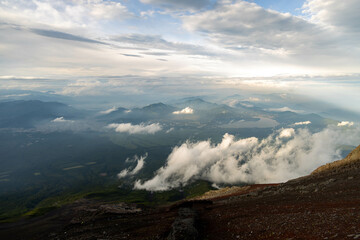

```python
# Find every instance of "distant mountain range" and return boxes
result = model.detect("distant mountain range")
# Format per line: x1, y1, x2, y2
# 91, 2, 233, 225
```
0, 98, 332, 129
0, 100, 84, 128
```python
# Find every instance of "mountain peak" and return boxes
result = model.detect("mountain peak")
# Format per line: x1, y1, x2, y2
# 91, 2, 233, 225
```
140, 102, 176, 114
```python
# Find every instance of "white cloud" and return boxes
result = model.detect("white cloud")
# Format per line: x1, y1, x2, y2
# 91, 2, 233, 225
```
183, 1, 325, 51
294, 121, 312, 126
51, 116, 74, 123
173, 107, 194, 115
118, 154, 147, 178
135, 126, 360, 191
100, 106, 117, 115
338, 121, 354, 127
279, 128, 295, 139
107, 122, 162, 134
303, 0, 360, 33
181, 0, 360, 73
0, 0, 131, 29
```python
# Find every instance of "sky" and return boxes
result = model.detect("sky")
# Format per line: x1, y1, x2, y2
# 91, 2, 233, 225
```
0, 0, 360, 110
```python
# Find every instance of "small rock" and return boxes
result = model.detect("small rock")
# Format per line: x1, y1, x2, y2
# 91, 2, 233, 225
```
354, 234, 360, 239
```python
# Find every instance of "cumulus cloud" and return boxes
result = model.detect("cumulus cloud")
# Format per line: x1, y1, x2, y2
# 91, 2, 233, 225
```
108, 123, 162, 134
279, 128, 295, 139
118, 154, 147, 178
294, 121, 312, 126
338, 121, 354, 127
173, 107, 194, 115
51, 117, 74, 123
135, 126, 360, 191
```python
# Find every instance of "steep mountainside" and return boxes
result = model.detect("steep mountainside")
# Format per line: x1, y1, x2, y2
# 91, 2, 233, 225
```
1, 145, 360, 239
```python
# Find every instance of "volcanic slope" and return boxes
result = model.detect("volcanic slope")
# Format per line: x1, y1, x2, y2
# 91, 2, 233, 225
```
1, 146, 360, 239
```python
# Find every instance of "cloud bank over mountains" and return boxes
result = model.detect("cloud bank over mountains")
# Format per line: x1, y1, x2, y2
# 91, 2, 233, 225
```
135, 125, 360, 191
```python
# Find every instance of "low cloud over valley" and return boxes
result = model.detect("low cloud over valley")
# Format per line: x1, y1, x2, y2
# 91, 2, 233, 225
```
135, 125, 360, 191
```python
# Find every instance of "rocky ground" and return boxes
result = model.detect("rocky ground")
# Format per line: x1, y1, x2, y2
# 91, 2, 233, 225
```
1, 145, 360, 240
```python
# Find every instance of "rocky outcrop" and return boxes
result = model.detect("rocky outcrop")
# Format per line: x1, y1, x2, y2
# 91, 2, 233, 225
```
167, 208, 199, 240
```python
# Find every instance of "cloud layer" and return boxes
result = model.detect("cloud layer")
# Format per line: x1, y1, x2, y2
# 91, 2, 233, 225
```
183, 1, 323, 50
108, 123, 162, 134
135, 126, 360, 191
